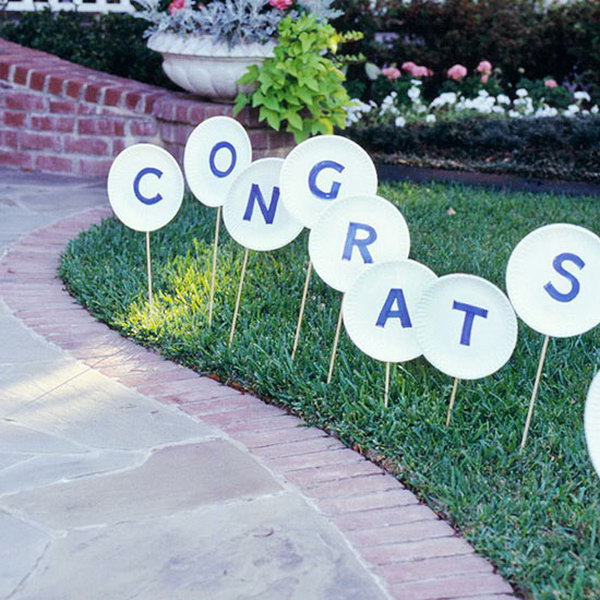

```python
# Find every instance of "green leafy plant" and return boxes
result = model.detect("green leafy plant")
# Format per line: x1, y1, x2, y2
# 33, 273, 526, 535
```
233, 13, 362, 142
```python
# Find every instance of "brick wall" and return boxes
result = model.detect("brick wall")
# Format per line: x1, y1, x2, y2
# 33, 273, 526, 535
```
0, 38, 294, 177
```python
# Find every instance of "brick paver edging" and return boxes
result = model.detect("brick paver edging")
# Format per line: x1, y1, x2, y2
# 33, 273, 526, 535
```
0, 206, 518, 600
0, 38, 293, 177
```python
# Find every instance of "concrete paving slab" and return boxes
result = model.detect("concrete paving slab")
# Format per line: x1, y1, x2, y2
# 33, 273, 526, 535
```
0, 315, 64, 363
1, 441, 283, 530
0, 449, 142, 495
0, 452, 33, 471
0, 511, 50, 599
0, 358, 91, 413
12, 493, 387, 600
0, 421, 88, 455
6, 367, 218, 450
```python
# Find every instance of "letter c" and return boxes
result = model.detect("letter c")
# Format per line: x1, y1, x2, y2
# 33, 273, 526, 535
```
133, 167, 163, 205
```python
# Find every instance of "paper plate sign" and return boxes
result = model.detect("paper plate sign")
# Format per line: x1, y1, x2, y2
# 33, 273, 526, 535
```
506, 223, 600, 338
585, 370, 600, 479
280, 135, 378, 229
308, 195, 411, 292
107, 143, 184, 232
223, 158, 303, 252
343, 260, 437, 363
184, 116, 252, 208
415, 274, 518, 380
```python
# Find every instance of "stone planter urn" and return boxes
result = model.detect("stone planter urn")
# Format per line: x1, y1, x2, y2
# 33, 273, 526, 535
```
147, 33, 276, 103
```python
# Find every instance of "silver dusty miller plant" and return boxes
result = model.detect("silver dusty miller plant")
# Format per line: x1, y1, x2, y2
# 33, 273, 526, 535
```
134, 0, 341, 48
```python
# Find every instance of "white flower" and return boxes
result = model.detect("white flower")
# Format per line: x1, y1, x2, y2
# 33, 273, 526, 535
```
425, 114, 436, 123
592, 105, 599, 114
395, 116, 406, 127
496, 94, 510, 105
492, 106, 506, 114
508, 110, 521, 118
534, 105, 558, 118
574, 91, 591, 102
516, 88, 528, 98
410, 79, 423, 86
478, 90, 490, 98
430, 92, 457, 108
566, 103, 580, 114
408, 86, 421, 101
415, 104, 427, 113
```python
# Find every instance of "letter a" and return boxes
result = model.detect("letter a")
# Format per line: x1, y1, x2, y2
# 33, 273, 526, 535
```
376, 289, 412, 328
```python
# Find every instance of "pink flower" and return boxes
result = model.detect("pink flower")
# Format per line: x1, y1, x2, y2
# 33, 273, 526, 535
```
168, 0, 185, 14
382, 66, 401, 80
480, 74, 489, 84
401, 61, 417, 73
545, 79, 558, 88
476, 60, 492, 75
411, 65, 430, 77
447, 64, 467, 81
269, 0, 292, 9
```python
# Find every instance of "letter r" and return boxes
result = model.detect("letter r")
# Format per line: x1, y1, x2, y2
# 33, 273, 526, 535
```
342, 222, 377, 263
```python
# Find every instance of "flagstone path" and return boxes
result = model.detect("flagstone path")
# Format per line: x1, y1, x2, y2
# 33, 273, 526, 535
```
0, 166, 518, 599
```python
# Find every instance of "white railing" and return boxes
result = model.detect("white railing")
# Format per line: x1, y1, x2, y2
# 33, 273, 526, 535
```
3, 0, 135, 12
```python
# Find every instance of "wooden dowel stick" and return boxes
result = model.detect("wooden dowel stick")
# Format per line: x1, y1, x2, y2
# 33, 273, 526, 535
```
446, 377, 460, 426
384, 361, 391, 408
327, 301, 343, 384
291, 260, 312, 360
229, 248, 249, 347
208, 205, 221, 326
520, 334, 551, 451
145, 231, 153, 307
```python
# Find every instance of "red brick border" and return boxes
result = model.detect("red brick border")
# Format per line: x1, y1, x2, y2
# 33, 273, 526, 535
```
0, 206, 518, 600
0, 38, 293, 177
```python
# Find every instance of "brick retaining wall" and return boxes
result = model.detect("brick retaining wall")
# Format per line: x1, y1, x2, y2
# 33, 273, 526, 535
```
0, 38, 293, 177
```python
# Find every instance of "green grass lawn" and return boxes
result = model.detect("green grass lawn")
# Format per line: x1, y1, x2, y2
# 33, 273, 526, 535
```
59, 181, 600, 599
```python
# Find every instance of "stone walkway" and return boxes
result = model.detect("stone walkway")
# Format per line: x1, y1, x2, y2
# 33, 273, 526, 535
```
0, 166, 517, 600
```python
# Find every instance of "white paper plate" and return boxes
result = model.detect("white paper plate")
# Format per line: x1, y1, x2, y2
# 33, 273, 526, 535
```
342, 260, 437, 362
506, 223, 600, 338
223, 158, 303, 252
280, 135, 378, 229
308, 195, 410, 292
415, 273, 518, 380
184, 116, 252, 208
585, 370, 600, 479
107, 144, 184, 232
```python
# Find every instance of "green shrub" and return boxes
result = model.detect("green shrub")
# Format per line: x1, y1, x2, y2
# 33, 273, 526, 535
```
345, 115, 600, 182
0, 9, 176, 90
333, 0, 600, 98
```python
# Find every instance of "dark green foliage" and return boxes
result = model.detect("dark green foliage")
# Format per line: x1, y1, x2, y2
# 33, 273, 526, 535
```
0, 9, 177, 90
333, 0, 600, 96
59, 183, 600, 599
346, 116, 600, 182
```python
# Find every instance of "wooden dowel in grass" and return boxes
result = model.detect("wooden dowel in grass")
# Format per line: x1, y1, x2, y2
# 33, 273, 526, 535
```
327, 300, 343, 384
520, 334, 550, 451
384, 361, 391, 408
145, 231, 153, 308
208, 205, 221, 326
446, 377, 460, 426
291, 260, 312, 361
229, 248, 250, 347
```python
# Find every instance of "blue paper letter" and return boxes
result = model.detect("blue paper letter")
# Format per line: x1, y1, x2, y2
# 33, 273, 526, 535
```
243, 183, 280, 225
342, 222, 377, 263
133, 167, 163, 205
452, 301, 488, 346
543, 252, 585, 303
308, 160, 345, 200
376, 289, 412, 328
209, 141, 236, 178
